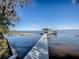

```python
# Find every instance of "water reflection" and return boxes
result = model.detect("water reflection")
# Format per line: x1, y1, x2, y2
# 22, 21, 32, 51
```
48, 30, 79, 59
8, 33, 41, 59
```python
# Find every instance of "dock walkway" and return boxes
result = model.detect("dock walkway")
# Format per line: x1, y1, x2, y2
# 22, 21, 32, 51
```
8, 34, 49, 59
24, 34, 49, 59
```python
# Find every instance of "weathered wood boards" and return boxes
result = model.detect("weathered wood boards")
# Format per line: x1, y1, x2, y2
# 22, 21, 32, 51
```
24, 34, 49, 59
8, 40, 17, 59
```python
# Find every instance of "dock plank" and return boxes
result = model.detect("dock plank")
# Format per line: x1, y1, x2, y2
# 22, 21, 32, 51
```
24, 34, 49, 59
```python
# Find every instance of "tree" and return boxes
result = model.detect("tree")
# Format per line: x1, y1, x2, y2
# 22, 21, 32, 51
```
0, 0, 30, 38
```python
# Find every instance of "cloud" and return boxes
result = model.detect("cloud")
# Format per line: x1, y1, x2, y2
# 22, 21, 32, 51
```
28, 22, 41, 30
56, 25, 79, 30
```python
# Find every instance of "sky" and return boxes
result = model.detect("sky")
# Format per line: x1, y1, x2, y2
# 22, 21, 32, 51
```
11, 0, 79, 30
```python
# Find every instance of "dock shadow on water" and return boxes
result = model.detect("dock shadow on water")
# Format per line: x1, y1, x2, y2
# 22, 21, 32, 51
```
48, 30, 79, 59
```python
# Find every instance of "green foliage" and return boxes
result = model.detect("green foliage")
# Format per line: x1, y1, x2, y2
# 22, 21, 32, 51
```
0, 39, 11, 59
0, 15, 9, 34
0, 0, 30, 34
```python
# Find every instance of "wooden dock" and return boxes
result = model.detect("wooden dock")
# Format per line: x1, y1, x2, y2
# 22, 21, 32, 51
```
8, 33, 50, 59
8, 40, 17, 59
24, 34, 49, 59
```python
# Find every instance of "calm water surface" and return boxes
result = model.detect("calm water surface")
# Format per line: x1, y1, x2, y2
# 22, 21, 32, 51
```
8, 33, 41, 59
8, 30, 79, 59
48, 30, 79, 58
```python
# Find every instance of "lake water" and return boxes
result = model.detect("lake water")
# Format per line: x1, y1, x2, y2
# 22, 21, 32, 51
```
8, 30, 79, 59
8, 33, 41, 59
48, 30, 79, 59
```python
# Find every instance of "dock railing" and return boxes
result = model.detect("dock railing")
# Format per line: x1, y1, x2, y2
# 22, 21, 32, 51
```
8, 40, 18, 59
